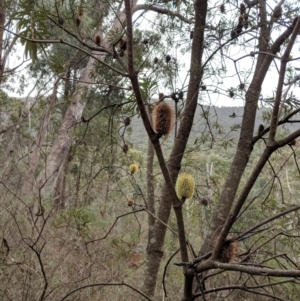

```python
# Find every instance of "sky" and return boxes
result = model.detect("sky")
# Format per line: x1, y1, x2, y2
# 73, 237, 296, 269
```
4, 1, 300, 108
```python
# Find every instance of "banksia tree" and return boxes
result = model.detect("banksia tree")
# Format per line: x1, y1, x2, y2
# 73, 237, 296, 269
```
153, 102, 174, 136
175, 173, 195, 202
129, 163, 138, 174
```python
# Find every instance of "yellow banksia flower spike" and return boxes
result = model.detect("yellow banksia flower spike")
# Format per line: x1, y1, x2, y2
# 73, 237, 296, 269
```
175, 173, 195, 202
129, 163, 138, 174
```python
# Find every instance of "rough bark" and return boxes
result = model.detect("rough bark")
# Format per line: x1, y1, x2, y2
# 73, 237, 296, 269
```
22, 75, 63, 196
198, 15, 298, 260
140, 0, 208, 298
33, 0, 138, 197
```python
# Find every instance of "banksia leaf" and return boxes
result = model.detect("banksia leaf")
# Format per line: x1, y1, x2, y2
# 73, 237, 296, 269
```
129, 163, 138, 174
175, 173, 195, 202
153, 102, 174, 136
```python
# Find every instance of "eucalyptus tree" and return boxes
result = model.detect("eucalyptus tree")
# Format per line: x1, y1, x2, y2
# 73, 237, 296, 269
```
2, 0, 300, 301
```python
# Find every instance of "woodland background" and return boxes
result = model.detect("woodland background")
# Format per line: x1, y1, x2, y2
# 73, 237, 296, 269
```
2, 0, 300, 300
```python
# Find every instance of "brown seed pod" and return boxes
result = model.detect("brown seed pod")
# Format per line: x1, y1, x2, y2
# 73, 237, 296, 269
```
231, 29, 237, 39
178, 91, 184, 100
58, 17, 64, 26
213, 237, 239, 263
171, 92, 176, 100
236, 24, 243, 34
288, 139, 296, 146
127, 199, 134, 206
123, 144, 128, 153
229, 91, 234, 98
239, 83, 245, 90
124, 117, 131, 126
240, 3, 246, 14
95, 35, 101, 46
165, 55, 171, 63
201, 85, 206, 90
220, 4, 225, 14
201, 198, 208, 206
274, 6, 282, 19
81, 116, 87, 123
159, 93, 164, 101
258, 124, 264, 134
76, 16, 81, 27
153, 102, 174, 136
154, 57, 158, 64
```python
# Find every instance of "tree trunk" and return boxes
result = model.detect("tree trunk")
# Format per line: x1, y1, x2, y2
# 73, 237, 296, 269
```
141, 0, 208, 297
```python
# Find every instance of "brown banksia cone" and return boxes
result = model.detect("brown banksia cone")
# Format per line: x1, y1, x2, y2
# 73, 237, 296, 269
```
76, 16, 81, 27
95, 35, 101, 46
178, 91, 184, 100
127, 199, 134, 206
124, 117, 131, 126
153, 102, 174, 136
240, 3, 246, 14
171, 92, 176, 100
201, 198, 208, 206
288, 139, 297, 146
213, 237, 239, 263
58, 17, 64, 26
258, 124, 264, 134
239, 83, 245, 90
220, 4, 225, 14
123, 144, 128, 153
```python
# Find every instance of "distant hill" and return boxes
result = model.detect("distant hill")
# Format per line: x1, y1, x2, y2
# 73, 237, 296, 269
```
128, 105, 300, 148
